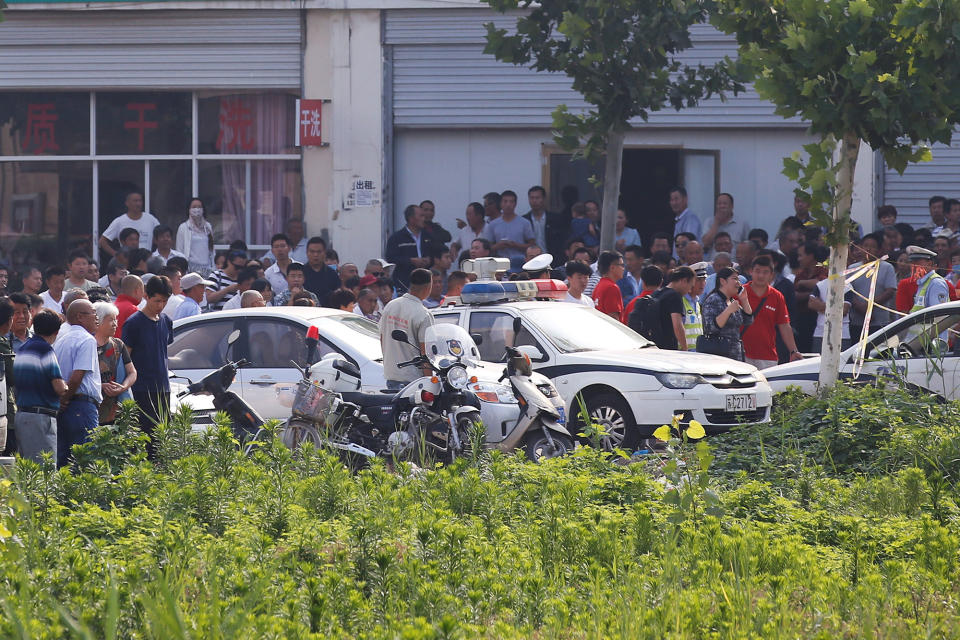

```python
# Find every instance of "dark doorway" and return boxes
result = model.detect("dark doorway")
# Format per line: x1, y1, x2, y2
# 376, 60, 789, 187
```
547, 148, 681, 249
619, 149, 680, 248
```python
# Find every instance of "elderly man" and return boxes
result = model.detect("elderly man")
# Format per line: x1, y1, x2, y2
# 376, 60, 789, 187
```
239, 290, 266, 308
13, 309, 67, 463
54, 299, 101, 468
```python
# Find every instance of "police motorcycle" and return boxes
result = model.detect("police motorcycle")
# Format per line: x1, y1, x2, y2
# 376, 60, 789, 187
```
499, 318, 574, 461
173, 329, 265, 443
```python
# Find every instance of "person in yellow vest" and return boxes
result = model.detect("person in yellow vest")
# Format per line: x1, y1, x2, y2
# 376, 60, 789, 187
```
908, 245, 950, 313
684, 262, 708, 351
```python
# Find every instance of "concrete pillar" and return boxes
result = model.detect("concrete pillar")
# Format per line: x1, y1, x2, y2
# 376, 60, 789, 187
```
302, 9, 383, 266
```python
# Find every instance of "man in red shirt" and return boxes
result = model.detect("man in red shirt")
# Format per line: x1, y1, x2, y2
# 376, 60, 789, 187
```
591, 250, 626, 320
114, 274, 145, 338
742, 256, 803, 369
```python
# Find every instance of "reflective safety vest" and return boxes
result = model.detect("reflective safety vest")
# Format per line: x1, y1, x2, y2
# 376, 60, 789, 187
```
682, 295, 702, 351
911, 272, 945, 313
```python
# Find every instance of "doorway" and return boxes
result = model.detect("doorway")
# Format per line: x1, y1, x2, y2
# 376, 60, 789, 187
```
545, 146, 718, 249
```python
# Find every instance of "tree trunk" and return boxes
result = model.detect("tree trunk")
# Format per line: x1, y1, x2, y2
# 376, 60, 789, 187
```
599, 128, 625, 252
819, 132, 860, 389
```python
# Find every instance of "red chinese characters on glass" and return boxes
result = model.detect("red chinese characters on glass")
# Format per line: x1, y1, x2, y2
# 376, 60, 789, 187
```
216, 97, 255, 152
124, 102, 158, 152
24, 103, 60, 155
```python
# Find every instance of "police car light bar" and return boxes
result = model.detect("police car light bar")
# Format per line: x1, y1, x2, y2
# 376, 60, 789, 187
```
530, 279, 567, 300
460, 278, 568, 304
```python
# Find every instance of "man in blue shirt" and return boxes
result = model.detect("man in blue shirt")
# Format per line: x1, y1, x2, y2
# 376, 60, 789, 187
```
122, 275, 174, 460
14, 309, 66, 463
54, 299, 101, 468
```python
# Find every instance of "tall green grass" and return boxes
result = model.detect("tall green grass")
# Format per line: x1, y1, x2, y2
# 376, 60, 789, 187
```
1, 389, 959, 638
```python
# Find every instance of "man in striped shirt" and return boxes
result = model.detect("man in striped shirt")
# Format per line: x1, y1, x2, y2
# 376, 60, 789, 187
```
205, 250, 247, 311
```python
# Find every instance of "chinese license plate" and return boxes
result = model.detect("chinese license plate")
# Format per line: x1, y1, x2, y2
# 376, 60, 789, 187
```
725, 394, 757, 412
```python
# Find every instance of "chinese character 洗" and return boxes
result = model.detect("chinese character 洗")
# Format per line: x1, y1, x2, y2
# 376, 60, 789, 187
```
24, 103, 59, 155
124, 102, 158, 152
300, 108, 321, 138
217, 97, 255, 152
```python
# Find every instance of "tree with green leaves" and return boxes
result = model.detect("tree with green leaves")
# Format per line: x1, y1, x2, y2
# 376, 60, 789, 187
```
713, 0, 960, 388
483, 0, 739, 251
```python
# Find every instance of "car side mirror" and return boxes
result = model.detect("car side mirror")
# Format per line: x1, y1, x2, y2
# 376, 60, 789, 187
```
512, 316, 523, 335
516, 344, 545, 362
471, 333, 483, 346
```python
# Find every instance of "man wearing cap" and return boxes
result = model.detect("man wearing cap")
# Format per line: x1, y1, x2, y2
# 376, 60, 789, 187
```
175, 272, 214, 320
364, 258, 395, 280
379, 268, 435, 389
907, 245, 950, 312
522, 253, 554, 279
684, 263, 708, 351
206, 250, 247, 311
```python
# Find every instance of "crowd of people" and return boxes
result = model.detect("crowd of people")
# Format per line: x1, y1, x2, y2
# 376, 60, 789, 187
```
0, 185, 953, 466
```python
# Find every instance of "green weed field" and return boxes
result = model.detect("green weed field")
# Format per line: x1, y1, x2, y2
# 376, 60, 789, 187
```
3, 385, 960, 639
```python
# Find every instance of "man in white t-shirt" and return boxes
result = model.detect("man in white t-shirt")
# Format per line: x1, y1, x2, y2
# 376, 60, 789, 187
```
98, 190, 161, 258
563, 260, 595, 307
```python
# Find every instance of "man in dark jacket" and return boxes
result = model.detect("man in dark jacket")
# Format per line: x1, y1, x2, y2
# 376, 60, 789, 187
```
523, 185, 567, 261
386, 204, 437, 292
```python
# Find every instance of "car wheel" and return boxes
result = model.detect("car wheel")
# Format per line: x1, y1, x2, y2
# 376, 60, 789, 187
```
585, 393, 639, 452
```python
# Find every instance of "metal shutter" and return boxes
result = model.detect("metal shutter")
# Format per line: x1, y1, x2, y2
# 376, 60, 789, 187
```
0, 9, 301, 89
883, 141, 960, 228
385, 9, 798, 129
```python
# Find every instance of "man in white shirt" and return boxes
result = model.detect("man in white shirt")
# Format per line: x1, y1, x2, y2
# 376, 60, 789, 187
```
175, 272, 213, 320
151, 225, 186, 266
701, 192, 750, 251
99, 190, 161, 258
264, 233, 294, 295
451, 202, 487, 258
563, 261, 595, 307
262, 218, 308, 265
669, 186, 702, 240
40, 266, 67, 313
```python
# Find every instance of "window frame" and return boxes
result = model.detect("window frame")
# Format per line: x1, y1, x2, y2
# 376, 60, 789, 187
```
0, 91, 302, 258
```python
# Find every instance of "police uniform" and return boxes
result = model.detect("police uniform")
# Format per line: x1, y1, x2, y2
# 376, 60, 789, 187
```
683, 262, 709, 352
907, 246, 950, 312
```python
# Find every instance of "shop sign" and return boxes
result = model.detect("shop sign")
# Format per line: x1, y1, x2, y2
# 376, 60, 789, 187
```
296, 99, 327, 147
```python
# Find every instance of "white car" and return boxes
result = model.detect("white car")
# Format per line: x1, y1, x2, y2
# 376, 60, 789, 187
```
765, 300, 960, 399
431, 298, 773, 449
170, 307, 385, 423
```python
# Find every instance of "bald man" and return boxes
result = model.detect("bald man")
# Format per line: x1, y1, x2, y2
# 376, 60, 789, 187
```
115, 274, 144, 338
53, 299, 101, 468
240, 290, 266, 308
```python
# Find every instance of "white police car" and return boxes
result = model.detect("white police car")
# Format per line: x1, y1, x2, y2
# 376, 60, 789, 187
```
432, 275, 773, 450
765, 300, 960, 399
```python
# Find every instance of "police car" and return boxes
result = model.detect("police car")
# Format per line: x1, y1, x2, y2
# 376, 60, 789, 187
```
432, 259, 773, 449
765, 300, 960, 399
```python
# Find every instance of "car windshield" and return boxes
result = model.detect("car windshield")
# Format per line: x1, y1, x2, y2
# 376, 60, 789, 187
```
521, 306, 653, 353
323, 315, 383, 361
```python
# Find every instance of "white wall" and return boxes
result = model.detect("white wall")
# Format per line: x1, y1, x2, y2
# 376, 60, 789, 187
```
395, 127, 817, 241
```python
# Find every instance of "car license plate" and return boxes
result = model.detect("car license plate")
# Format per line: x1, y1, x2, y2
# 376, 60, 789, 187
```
725, 394, 757, 412
557, 407, 566, 424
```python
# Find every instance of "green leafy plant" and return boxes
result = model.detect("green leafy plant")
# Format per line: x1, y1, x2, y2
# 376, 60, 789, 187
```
652, 415, 723, 524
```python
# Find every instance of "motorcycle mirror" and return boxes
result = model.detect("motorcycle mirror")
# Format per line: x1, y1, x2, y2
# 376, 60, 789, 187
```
227, 329, 241, 346
391, 329, 409, 343
512, 316, 523, 335
470, 333, 483, 346
515, 344, 545, 362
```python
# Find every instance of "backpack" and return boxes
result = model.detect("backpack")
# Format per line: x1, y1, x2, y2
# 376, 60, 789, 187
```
628, 289, 667, 347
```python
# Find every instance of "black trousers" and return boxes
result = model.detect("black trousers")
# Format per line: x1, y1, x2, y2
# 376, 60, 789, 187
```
133, 391, 170, 460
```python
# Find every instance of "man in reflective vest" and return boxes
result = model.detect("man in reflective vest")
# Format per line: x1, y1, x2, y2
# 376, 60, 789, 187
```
684, 262, 708, 351
908, 245, 950, 313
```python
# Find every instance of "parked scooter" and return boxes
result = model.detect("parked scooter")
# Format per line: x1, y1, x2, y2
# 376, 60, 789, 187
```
498, 339, 574, 461
174, 330, 264, 443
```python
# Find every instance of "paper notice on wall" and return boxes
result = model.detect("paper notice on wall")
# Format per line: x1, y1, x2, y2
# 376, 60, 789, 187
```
344, 177, 380, 210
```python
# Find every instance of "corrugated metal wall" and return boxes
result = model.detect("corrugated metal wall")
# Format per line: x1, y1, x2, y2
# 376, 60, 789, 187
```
384, 9, 796, 129
883, 141, 960, 228
0, 10, 301, 89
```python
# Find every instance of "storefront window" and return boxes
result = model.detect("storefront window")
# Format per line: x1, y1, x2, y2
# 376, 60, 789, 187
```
0, 90, 301, 273
0, 92, 90, 156
96, 92, 191, 155
197, 93, 297, 155
0, 161, 93, 274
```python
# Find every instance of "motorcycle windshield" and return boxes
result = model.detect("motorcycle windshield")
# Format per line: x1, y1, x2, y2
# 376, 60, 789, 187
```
423, 323, 481, 367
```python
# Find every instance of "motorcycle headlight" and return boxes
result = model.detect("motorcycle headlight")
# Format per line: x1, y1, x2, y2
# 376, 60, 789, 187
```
447, 365, 470, 390
655, 373, 706, 389
536, 383, 558, 398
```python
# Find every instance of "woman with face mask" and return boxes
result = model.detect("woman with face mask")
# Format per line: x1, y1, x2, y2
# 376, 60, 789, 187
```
176, 197, 215, 276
